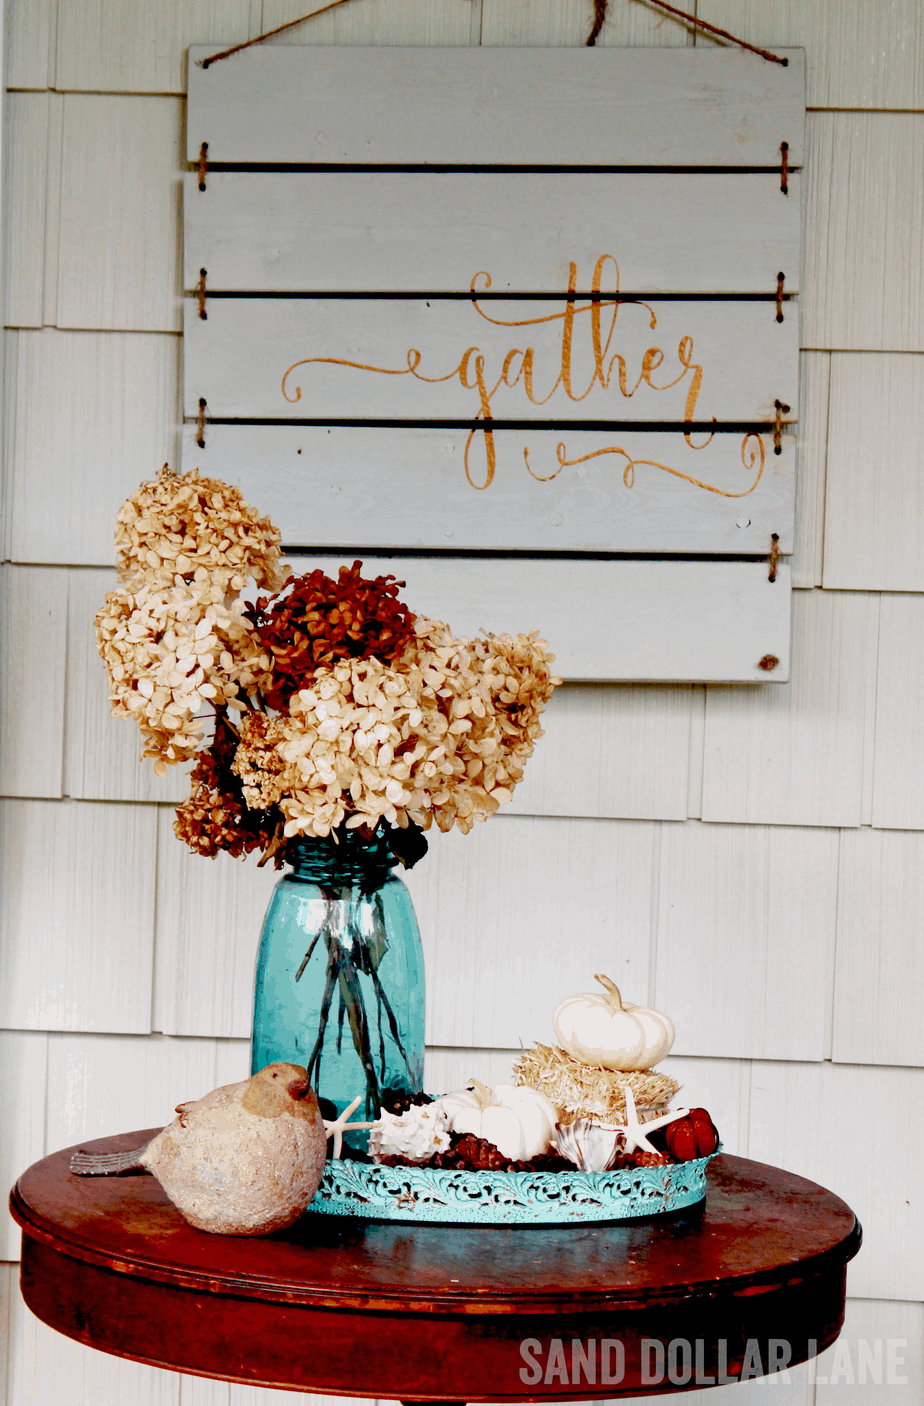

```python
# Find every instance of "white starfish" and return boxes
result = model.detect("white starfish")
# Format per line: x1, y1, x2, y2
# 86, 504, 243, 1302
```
322, 1095, 376, 1159
615, 1086, 689, 1156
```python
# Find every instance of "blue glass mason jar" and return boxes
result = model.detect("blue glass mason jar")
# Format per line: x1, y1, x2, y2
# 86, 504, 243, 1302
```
251, 828, 425, 1148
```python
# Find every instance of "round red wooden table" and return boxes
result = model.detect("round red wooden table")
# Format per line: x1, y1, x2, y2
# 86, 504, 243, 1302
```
11, 1135, 861, 1401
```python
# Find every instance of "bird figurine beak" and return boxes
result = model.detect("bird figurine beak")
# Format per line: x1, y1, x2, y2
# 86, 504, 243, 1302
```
286, 1075, 311, 1100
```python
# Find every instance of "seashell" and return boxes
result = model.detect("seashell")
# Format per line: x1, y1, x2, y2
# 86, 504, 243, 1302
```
369, 1104, 451, 1164
554, 1117, 625, 1172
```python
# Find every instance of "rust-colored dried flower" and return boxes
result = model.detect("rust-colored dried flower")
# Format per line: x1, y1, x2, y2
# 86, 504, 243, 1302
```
115, 464, 286, 594
173, 713, 281, 860
246, 562, 417, 709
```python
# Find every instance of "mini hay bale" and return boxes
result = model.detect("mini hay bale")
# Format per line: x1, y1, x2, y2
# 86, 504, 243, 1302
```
512, 1043, 680, 1126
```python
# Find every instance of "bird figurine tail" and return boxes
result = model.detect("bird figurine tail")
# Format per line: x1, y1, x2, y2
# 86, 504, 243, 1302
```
70, 1144, 152, 1175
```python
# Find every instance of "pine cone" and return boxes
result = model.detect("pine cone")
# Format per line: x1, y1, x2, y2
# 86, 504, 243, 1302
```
380, 1088, 433, 1116
429, 1134, 571, 1174
627, 1150, 669, 1168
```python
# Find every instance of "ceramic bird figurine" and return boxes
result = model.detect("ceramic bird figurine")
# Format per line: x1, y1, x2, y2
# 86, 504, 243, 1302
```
70, 1063, 328, 1235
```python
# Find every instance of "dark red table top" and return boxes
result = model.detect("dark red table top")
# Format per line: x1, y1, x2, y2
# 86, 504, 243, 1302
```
10, 1133, 862, 1400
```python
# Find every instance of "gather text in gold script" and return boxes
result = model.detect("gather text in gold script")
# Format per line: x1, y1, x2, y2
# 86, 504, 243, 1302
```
280, 256, 762, 496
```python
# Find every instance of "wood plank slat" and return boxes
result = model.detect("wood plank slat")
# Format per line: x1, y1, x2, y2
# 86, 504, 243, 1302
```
180, 1378, 229, 1406
64, 568, 188, 805
0, 799, 157, 1034
832, 828, 924, 1070
656, 820, 838, 1061
180, 422, 796, 557
182, 1379, 370, 1406
656, 1055, 751, 1160
824, 354, 924, 592
6, 329, 180, 567
53, 0, 257, 96
228, 1389, 372, 1406
791, 351, 829, 589
187, 46, 805, 167
803, 113, 924, 353
284, 553, 792, 683
41, 93, 64, 329
56, 95, 184, 333
0, 1264, 11, 1398
701, 590, 878, 828
503, 682, 693, 821
686, 684, 707, 820
423, 1047, 523, 1097
748, 1061, 924, 1301
184, 296, 800, 424
0, 565, 67, 800
2, 93, 49, 329
402, 815, 656, 1048
184, 171, 802, 295
871, 595, 924, 830
153, 809, 280, 1040
814, 1298, 924, 1399
6, 0, 55, 89
0, 1032, 48, 1260
698, 0, 924, 110
44, 1032, 229, 1153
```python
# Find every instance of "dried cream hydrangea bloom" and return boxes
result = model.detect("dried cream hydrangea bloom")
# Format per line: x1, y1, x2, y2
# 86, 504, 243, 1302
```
96, 580, 271, 774
97, 466, 285, 773
114, 464, 286, 593
232, 661, 421, 839
226, 619, 560, 840
402, 618, 559, 834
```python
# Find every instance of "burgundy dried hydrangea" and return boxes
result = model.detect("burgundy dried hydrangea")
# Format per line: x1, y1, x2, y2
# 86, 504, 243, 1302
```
173, 713, 283, 862
245, 562, 417, 709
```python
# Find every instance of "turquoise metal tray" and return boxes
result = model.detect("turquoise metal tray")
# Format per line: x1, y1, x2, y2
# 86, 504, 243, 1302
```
306, 1152, 718, 1224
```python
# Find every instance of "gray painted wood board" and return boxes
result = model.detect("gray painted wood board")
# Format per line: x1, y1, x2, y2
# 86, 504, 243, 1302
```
187, 45, 805, 166
285, 552, 792, 683
184, 171, 801, 295
184, 296, 799, 423
181, 422, 795, 556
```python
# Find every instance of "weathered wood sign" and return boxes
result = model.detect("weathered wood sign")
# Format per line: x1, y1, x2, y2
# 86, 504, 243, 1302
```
184, 46, 804, 681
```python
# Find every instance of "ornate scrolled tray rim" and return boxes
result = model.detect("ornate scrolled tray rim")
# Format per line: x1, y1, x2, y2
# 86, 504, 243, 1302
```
306, 1150, 720, 1224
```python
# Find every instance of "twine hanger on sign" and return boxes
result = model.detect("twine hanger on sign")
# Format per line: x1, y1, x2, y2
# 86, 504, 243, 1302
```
199, 0, 359, 66
586, 0, 788, 58
196, 0, 789, 67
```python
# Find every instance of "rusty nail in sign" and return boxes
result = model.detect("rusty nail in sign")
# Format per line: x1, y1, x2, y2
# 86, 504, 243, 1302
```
758, 655, 779, 671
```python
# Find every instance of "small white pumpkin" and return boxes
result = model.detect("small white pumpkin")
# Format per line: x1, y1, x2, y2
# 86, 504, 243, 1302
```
436, 1079, 558, 1160
553, 974, 675, 1071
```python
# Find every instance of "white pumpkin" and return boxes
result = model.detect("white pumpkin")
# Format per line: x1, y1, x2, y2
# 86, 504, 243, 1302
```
436, 1079, 558, 1160
553, 974, 675, 1071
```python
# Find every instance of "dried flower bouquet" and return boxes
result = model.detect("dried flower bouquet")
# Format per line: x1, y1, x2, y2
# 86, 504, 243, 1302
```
96, 467, 560, 1117
96, 465, 561, 870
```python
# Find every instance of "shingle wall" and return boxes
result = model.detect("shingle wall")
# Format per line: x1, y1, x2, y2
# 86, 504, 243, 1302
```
2, 1, 923, 1402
